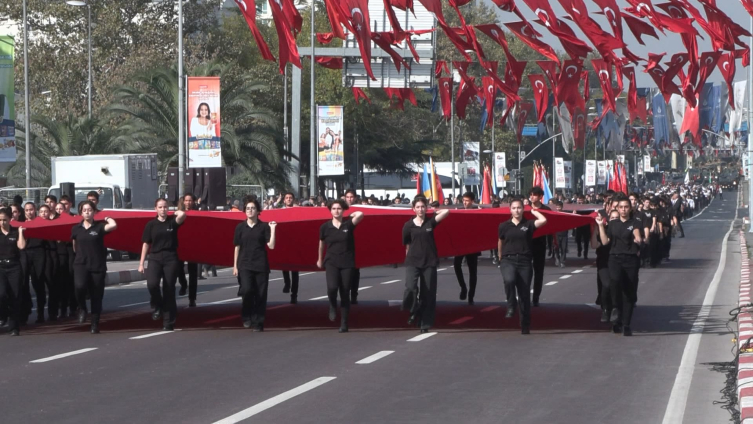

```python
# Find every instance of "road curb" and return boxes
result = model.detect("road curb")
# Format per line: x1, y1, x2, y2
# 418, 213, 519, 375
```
105, 269, 143, 287
739, 231, 753, 423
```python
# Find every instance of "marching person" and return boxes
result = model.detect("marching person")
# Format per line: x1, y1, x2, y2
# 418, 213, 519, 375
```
233, 198, 277, 332
177, 193, 199, 307
454, 192, 480, 305
317, 199, 364, 333
54, 202, 76, 318
497, 198, 547, 335
344, 189, 362, 304
71, 201, 117, 334
596, 195, 643, 336
401, 196, 449, 334
279, 192, 300, 304
138, 199, 187, 331
528, 187, 551, 306
0, 208, 26, 336
38, 205, 60, 321
23, 202, 48, 324
591, 209, 619, 324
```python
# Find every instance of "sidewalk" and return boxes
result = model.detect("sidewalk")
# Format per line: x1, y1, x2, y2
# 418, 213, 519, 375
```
104, 260, 143, 286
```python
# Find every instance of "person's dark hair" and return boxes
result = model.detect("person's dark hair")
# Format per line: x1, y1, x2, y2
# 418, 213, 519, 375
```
604, 190, 616, 197
182, 193, 196, 202
59, 195, 71, 203
12, 195, 22, 205
38, 204, 51, 213
529, 187, 544, 196
246, 194, 258, 203
155, 198, 168, 207
0, 207, 11, 220
24, 201, 36, 210
614, 194, 631, 205
510, 198, 525, 208
430, 200, 440, 208
196, 102, 211, 118
243, 198, 262, 214
87, 191, 99, 201
344, 189, 357, 197
628, 192, 640, 199
79, 200, 96, 214
328, 199, 349, 211
412, 196, 428, 207
45, 194, 57, 203
491, 201, 500, 208
284, 192, 296, 199
462, 191, 475, 201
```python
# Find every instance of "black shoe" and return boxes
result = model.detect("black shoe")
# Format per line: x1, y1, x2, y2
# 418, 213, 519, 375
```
610, 309, 619, 323
10, 329, 19, 336
253, 325, 264, 332
328, 305, 336, 322
189, 300, 197, 307
521, 327, 530, 335
151, 309, 162, 321
163, 324, 174, 331
339, 309, 349, 333
584, 255, 588, 260
282, 283, 291, 294
351, 293, 358, 305
577, 251, 581, 258
623, 326, 633, 336
420, 328, 429, 334
600, 310, 610, 323
612, 324, 622, 334
595, 295, 602, 306
35, 312, 45, 324
198, 276, 207, 280
459, 287, 467, 301
290, 295, 297, 305
78, 309, 87, 324
468, 298, 475, 306
532, 300, 540, 307
243, 320, 252, 329
178, 286, 187, 296
408, 315, 416, 325
48, 314, 58, 322
505, 308, 515, 318
0, 319, 6, 327
91, 320, 100, 334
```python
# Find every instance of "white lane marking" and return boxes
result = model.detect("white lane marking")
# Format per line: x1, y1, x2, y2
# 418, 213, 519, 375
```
300, 272, 315, 276
308, 295, 328, 300
662, 189, 738, 424
481, 306, 500, 312
438, 268, 447, 271
267, 304, 293, 311
450, 316, 474, 325
572, 270, 583, 274
269, 277, 283, 282
212, 377, 336, 424
408, 332, 437, 342
559, 275, 572, 279
30, 348, 98, 363
129, 330, 181, 340
388, 300, 402, 307
582, 265, 592, 269
206, 298, 241, 305
357, 286, 372, 291
380, 279, 401, 285
119, 301, 151, 308
545, 281, 559, 286
356, 351, 395, 364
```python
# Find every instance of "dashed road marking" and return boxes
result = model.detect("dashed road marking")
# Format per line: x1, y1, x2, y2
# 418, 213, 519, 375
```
356, 351, 395, 364
408, 332, 437, 342
30, 348, 98, 363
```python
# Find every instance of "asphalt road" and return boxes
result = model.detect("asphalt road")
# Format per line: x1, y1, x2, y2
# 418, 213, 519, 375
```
0, 191, 742, 424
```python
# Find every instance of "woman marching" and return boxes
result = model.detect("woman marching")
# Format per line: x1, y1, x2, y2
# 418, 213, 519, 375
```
38, 205, 60, 321
596, 195, 643, 336
316, 199, 364, 333
71, 201, 117, 334
401, 196, 449, 334
591, 209, 620, 325
0, 208, 26, 335
232, 198, 277, 332
138, 199, 187, 331
497, 198, 547, 335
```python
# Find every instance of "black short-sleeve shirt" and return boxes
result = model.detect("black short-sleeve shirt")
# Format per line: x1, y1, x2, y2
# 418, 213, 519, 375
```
71, 221, 108, 272
498, 218, 536, 257
24, 218, 43, 250
142, 215, 182, 255
402, 216, 440, 268
319, 218, 356, 269
531, 205, 551, 251
641, 210, 654, 229
0, 228, 21, 261
606, 218, 640, 256
233, 220, 271, 273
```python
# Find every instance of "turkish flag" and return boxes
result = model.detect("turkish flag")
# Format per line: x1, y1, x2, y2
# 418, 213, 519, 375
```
624, 0, 663, 28
400, 88, 417, 106
268, 0, 302, 74
696, 51, 722, 94
504, 21, 561, 65
736, 48, 751, 68
537, 60, 558, 91
390, 0, 414, 12
592, 0, 623, 39
529, 74, 549, 123
455, 78, 477, 120
435, 60, 449, 77
679, 93, 700, 146
352, 87, 371, 105
623, 66, 640, 123
372, 32, 410, 72
323, 0, 349, 39
234, 0, 275, 62
438, 77, 452, 120
644, 52, 665, 73
483, 62, 520, 103
343, 0, 376, 80
517, 101, 535, 145
580, 70, 589, 110
464, 25, 486, 61
541, 18, 592, 61
382, 0, 404, 36
556, 60, 583, 117
474, 24, 516, 64
482, 77, 496, 127
315, 56, 343, 69
591, 58, 616, 113
635, 96, 648, 125
316, 33, 336, 44
717, 52, 736, 110
573, 107, 587, 151
282, 0, 303, 35
504, 60, 527, 92
664, 52, 689, 88
622, 14, 659, 45
404, 34, 420, 63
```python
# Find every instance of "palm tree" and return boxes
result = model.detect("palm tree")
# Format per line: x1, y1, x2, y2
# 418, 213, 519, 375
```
107, 61, 292, 189
9, 115, 127, 186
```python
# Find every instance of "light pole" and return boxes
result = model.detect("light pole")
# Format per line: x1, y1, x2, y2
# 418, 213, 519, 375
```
22, 0, 30, 188
309, 2, 316, 198
65, 0, 92, 119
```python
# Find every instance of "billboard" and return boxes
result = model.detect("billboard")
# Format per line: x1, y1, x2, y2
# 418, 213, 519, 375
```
586, 160, 596, 186
563, 160, 573, 189
597, 161, 606, 185
317, 106, 345, 176
462, 142, 480, 185
187, 77, 221, 168
493, 152, 507, 187
643, 155, 652, 173
554, 157, 566, 189
0, 36, 15, 162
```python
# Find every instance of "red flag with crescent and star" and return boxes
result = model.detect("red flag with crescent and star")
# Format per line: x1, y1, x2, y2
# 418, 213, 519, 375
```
343, 0, 376, 80
234, 0, 275, 63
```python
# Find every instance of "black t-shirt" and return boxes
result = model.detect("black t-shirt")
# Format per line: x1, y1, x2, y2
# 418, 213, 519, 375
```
71, 221, 108, 272
142, 215, 182, 255
320, 218, 356, 269
24, 218, 43, 250
531, 205, 551, 251
233, 220, 271, 273
0, 228, 21, 261
641, 210, 654, 230
402, 216, 440, 268
498, 218, 536, 257
658, 207, 671, 226
606, 218, 641, 256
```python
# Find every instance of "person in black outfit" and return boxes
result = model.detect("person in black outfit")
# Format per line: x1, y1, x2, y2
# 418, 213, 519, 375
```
574, 195, 590, 259
344, 189, 361, 304
454, 192, 480, 305
71, 201, 118, 334
279, 192, 299, 304
54, 202, 76, 318
596, 195, 643, 336
591, 209, 619, 324
317, 199, 364, 333
659, 198, 672, 262
38, 205, 60, 321
138, 199, 187, 331
649, 199, 665, 267
497, 198, 548, 334
0, 208, 26, 336
233, 198, 277, 332
401, 197, 449, 333
177, 193, 200, 307
23, 202, 49, 324
671, 193, 685, 238
528, 187, 551, 306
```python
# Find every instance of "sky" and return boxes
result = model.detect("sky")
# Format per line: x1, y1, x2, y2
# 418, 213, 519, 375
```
487, 0, 752, 87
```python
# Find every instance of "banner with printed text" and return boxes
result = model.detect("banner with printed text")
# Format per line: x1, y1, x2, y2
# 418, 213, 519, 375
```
554, 157, 566, 189
586, 160, 596, 186
317, 106, 345, 176
0, 36, 15, 162
463, 142, 480, 185
187, 77, 221, 168
563, 160, 573, 189
597, 161, 606, 185
643, 155, 652, 173
493, 152, 507, 187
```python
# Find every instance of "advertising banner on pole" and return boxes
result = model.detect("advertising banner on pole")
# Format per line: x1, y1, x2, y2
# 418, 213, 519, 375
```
317, 106, 345, 176
563, 160, 573, 189
586, 160, 596, 186
187, 77, 221, 168
643, 155, 651, 173
554, 157, 566, 188
493, 152, 507, 187
597, 161, 606, 185
637, 158, 643, 175
616, 154, 625, 164
0, 36, 16, 162
462, 142, 480, 185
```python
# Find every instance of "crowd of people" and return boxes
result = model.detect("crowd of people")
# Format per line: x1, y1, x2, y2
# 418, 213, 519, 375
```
0, 181, 720, 337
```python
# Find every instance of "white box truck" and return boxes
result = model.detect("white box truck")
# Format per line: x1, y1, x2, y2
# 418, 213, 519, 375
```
49, 154, 159, 210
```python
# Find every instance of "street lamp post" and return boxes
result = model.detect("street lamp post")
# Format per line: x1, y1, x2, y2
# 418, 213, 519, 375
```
65, 0, 92, 119
22, 0, 30, 189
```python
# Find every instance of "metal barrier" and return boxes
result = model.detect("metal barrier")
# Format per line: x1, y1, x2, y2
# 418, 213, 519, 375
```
0, 187, 50, 205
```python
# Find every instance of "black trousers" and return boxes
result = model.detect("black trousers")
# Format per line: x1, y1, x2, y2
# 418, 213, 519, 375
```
177, 262, 199, 300
575, 226, 590, 258
146, 253, 180, 325
662, 231, 672, 259
675, 221, 685, 237
283, 271, 299, 295
350, 268, 360, 300
238, 270, 269, 325
56, 253, 76, 314
499, 255, 532, 327
608, 255, 639, 327
0, 263, 23, 331
326, 265, 353, 309
554, 234, 568, 261
453, 254, 478, 299
402, 266, 437, 330
649, 233, 662, 266
25, 247, 48, 315
596, 266, 615, 312
532, 247, 546, 302
44, 250, 59, 317
73, 265, 106, 315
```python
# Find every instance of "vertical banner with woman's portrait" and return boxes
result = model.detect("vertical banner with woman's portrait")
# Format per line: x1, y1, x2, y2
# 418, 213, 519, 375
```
0, 36, 16, 162
187, 77, 221, 168
317, 106, 345, 176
